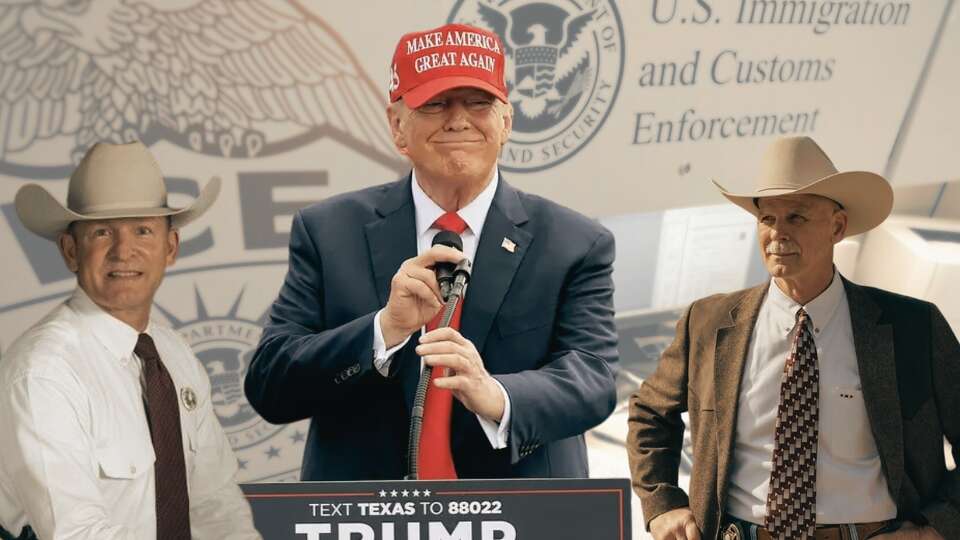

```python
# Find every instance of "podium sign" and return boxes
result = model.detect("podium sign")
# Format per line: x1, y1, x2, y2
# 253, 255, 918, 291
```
242, 478, 630, 539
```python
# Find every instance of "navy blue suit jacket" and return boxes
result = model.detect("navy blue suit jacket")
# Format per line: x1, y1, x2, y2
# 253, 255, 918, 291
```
245, 174, 618, 480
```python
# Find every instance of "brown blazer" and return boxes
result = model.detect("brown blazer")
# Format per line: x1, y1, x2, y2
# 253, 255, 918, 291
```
626, 277, 960, 540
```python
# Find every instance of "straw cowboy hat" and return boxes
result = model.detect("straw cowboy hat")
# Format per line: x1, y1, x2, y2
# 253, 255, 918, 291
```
713, 136, 893, 236
15, 141, 220, 241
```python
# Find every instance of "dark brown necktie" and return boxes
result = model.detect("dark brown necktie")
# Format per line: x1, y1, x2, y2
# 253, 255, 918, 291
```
764, 308, 819, 539
136, 333, 191, 539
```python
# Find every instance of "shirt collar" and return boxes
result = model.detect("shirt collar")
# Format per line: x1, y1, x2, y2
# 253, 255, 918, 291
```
68, 287, 143, 362
411, 168, 499, 238
767, 269, 845, 333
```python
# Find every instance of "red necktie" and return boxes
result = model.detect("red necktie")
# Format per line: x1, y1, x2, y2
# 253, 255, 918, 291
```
135, 334, 191, 539
418, 211, 468, 479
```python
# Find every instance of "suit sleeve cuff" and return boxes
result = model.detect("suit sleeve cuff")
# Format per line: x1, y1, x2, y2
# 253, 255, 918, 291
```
373, 309, 410, 377
639, 487, 690, 531
477, 379, 511, 449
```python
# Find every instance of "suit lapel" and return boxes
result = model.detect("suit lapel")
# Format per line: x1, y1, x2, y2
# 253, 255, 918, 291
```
363, 176, 420, 405
459, 177, 531, 354
715, 283, 767, 505
844, 278, 904, 501
364, 176, 418, 307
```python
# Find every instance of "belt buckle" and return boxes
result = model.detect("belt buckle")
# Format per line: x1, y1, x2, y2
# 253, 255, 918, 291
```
722, 523, 743, 540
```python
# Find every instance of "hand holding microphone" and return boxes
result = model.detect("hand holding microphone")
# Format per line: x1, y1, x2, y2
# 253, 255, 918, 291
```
380, 233, 467, 348
412, 234, 500, 424
431, 231, 462, 301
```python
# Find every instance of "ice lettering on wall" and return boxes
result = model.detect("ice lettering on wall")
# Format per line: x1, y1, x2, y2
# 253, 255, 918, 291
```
0, 0, 405, 483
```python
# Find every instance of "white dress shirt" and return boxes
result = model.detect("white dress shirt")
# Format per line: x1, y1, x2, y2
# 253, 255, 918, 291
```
0, 288, 261, 540
372, 169, 511, 449
725, 271, 898, 524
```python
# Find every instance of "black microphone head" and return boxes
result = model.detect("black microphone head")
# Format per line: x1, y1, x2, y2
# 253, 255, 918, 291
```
432, 230, 463, 252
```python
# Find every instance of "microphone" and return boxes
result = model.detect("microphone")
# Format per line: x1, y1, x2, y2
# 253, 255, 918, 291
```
406, 233, 471, 480
450, 258, 472, 298
431, 231, 463, 300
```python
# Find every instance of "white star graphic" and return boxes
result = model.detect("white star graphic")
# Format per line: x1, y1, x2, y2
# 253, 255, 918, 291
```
422, 489, 431, 497
401, 489, 410, 497
390, 490, 398, 497
379, 490, 387, 497
412, 489, 420, 497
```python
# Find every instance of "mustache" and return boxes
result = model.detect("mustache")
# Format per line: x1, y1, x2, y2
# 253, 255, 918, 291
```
765, 241, 799, 255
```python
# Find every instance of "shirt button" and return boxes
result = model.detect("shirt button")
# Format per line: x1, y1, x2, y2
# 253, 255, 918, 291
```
130, 465, 137, 474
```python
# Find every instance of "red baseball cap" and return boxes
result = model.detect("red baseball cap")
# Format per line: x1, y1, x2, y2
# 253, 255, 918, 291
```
389, 23, 508, 108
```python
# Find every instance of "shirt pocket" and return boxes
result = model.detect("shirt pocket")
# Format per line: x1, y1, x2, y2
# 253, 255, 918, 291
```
184, 413, 236, 498
821, 385, 879, 462
97, 440, 155, 480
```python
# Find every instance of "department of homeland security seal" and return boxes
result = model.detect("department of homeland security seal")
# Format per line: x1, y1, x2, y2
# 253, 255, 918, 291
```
183, 319, 274, 449
154, 284, 306, 482
449, 0, 625, 173
158, 289, 282, 451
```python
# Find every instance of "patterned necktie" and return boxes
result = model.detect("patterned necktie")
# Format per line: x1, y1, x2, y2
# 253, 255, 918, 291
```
135, 333, 192, 540
764, 308, 820, 540
418, 211, 468, 480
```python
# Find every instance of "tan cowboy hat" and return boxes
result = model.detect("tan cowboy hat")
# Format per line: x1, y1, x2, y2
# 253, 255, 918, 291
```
713, 136, 893, 236
15, 141, 220, 241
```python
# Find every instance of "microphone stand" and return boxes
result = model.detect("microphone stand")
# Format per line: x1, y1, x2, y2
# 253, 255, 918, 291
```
406, 259, 472, 480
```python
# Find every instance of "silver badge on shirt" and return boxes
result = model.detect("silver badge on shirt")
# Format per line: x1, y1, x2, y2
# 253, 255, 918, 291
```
181, 387, 198, 411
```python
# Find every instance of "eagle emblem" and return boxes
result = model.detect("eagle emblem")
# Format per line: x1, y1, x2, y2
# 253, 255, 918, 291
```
476, 2, 595, 126
0, 0, 403, 175
449, 0, 625, 172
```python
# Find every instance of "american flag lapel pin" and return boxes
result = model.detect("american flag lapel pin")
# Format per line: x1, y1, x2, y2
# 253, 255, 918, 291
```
501, 237, 516, 253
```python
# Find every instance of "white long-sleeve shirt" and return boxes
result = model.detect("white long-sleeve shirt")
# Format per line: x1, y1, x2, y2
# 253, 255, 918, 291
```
725, 272, 898, 524
371, 169, 511, 449
0, 288, 261, 540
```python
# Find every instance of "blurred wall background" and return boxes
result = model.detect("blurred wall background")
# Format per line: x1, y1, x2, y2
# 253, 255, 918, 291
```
0, 1, 957, 537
